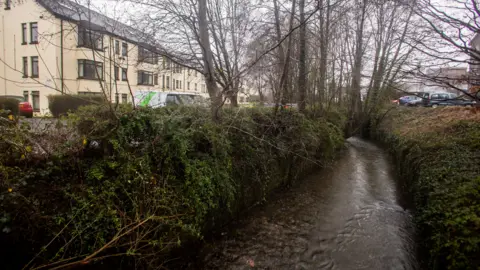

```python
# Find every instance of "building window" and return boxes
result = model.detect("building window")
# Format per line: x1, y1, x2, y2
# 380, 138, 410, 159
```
166, 76, 170, 88
138, 47, 158, 64
31, 56, 39, 78
162, 75, 165, 88
115, 93, 119, 104
154, 74, 158, 85
78, 26, 103, 50
179, 80, 182, 89
78, 59, 103, 80
31, 91, 40, 112
173, 64, 182, 73
122, 93, 128, 103
5, 0, 11, 10
137, 70, 154, 85
78, 91, 103, 96
122, 42, 128, 57
114, 66, 119, 81
201, 84, 206, 93
30, 22, 38, 44
195, 83, 197, 91
115, 40, 120, 55
21, 23, 27, 44
23, 91, 29, 102
187, 82, 190, 90
175, 80, 179, 89
121, 68, 128, 81
22, 57, 28, 77
164, 58, 171, 70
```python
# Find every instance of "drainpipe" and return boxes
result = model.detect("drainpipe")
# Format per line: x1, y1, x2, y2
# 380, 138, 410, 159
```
60, 19, 64, 94
2, 15, 6, 95
109, 37, 112, 101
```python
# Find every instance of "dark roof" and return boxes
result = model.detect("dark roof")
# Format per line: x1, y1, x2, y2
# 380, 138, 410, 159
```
36, 0, 155, 47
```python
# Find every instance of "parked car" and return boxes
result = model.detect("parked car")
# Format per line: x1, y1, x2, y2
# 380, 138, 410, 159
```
406, 96, 423, 106
134, 91, 206, 108
2, 95, 33, 118
424, 92, 476, 108
398, 95, 421, 106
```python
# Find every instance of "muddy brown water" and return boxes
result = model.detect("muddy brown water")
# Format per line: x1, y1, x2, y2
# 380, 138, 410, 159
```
198, 137, 419, 270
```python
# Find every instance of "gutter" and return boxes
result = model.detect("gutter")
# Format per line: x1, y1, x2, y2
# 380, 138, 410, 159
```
60, 19, 64, 94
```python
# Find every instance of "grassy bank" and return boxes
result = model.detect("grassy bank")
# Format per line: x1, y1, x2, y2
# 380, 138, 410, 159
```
0, 106, 345, 269
370, 106, 480, 270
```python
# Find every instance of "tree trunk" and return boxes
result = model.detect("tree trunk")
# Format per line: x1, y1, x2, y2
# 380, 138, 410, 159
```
297, 0, 307, 112
348, 0, 368, 134
198, 0, 222, 119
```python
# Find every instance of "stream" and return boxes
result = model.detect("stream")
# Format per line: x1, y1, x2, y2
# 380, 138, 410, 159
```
198, 137, 419, 270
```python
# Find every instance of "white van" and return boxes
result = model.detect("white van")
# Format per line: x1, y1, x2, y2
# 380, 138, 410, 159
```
134, 91, 206, 108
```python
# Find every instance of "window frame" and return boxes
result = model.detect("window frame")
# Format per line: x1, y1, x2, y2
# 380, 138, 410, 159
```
77, 59, 104, 80
122, 42, 128, 57
137, 70, 154, 86
115, 40, 120, 55
154, 74, 158, 85
166, 76, 170, 89
5, 0, 11, 10
114, 66, 120, 81
31, 91, 40, 112
22, 57, 28, 78
121, 68, 128, 81
30, 22, 38, 44
138, 47, 158, 65
30, 56, 39, 78
21, 23, 27, 45
122, 93, 128, 104
23, 91, 29, 102
77, 26, 103, 51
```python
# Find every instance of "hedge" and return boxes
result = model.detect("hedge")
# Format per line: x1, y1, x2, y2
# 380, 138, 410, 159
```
370, 106, 480, 270
0, 97, 20, 116
0, 105, 345, 269
48, 94, 106, 117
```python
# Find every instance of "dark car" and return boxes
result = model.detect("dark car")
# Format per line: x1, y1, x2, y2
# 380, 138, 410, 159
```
2, 95, 34, 117
425, 93, 476, 108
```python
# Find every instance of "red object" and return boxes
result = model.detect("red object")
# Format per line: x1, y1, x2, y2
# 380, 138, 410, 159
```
19, 101, 33, 117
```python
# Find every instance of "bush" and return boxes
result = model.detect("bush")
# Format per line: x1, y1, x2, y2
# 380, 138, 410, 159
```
370, 107, 480, 270
0, 97, 20, 116
0, 106, 345, 269
48, 94, 106, 117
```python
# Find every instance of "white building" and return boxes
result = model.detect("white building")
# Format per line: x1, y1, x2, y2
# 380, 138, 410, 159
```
0, 0, 246, 115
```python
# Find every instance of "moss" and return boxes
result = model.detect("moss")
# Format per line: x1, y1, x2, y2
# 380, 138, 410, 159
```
371, 107, 480, 270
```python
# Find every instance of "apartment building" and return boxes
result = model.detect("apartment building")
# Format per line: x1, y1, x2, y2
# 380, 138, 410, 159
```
0, 0, 245, 115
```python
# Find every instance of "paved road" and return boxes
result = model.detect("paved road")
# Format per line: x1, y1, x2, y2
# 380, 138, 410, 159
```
200, 137, 418, 269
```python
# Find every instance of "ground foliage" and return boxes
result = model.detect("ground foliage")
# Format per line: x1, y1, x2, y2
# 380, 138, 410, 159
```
370, 106, 480, 270
0, 105, 345, 269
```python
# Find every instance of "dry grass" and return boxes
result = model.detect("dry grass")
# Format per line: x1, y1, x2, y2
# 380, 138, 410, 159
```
383, 107, 480, 138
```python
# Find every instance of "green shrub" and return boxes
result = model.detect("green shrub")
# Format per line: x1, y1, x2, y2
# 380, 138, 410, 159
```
48, 94, 106, 117
0, 106, 345, 269
0, 97, 20, 116
370, 107, 480, 270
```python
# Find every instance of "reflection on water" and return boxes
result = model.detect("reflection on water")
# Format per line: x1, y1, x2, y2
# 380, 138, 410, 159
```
199, 137, 418, 270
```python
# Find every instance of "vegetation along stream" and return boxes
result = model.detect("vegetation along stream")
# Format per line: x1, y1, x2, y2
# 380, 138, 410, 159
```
199, 137, 419, 269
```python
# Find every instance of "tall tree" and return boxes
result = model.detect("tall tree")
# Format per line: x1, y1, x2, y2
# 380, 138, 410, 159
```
297, 0, 307, 111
